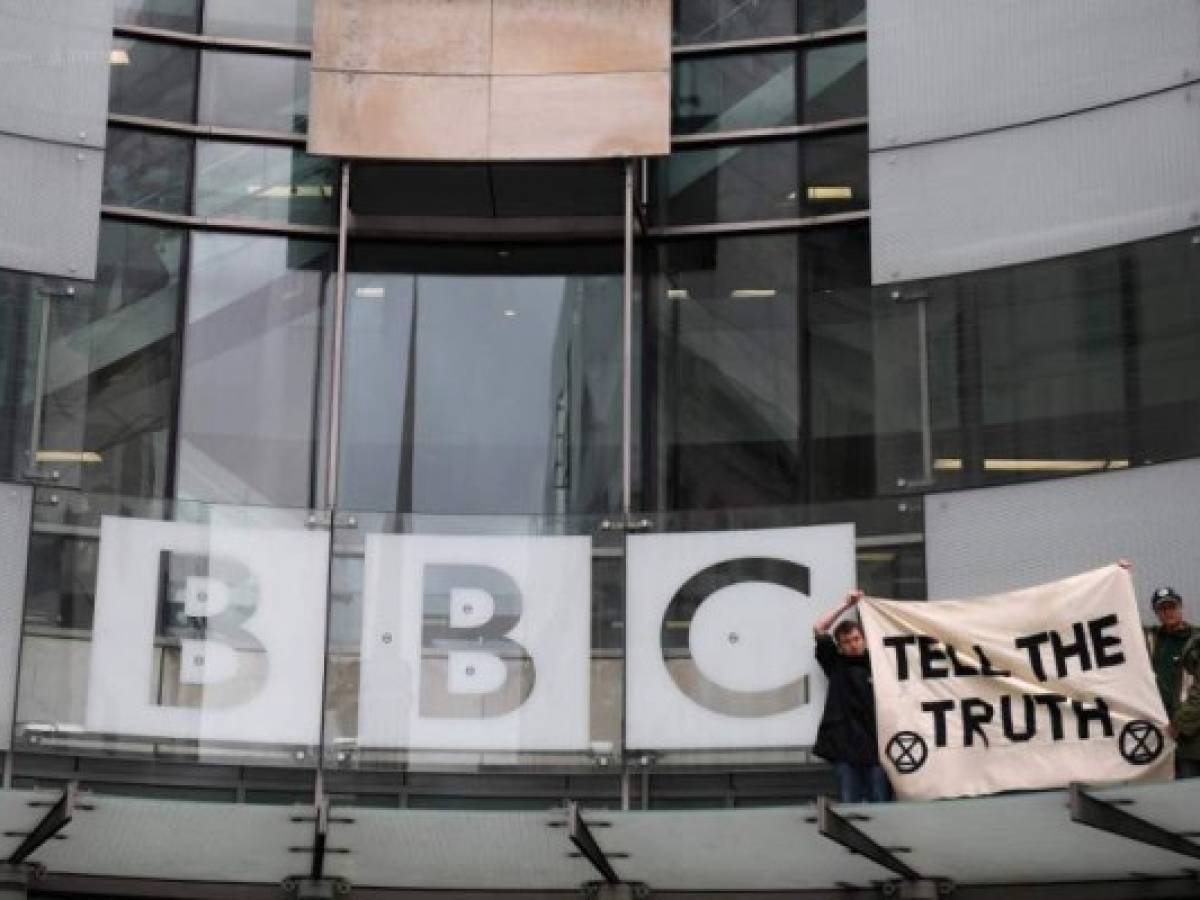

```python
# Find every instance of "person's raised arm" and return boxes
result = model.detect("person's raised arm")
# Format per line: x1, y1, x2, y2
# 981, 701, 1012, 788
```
814, 588, 864, 636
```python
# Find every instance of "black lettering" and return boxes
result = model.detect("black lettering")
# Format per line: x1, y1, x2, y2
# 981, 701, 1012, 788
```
883, 635, 917, 681
947, 644, 980, 677
1015, 632, 1051, 681
1074, 697, 1114, 739
1000, 694, 1037, 742
1033, 693, 1068, 740
1050, 621, 1092, 678
155, 551, 266, 709
421, 564, 533, 718
962, 697, 993, 747
975, 644, 1012, 677
918, 635, 950, 679
1088, 614, 1126, 668
922, 699, 955, 747
661, 558, 811, 716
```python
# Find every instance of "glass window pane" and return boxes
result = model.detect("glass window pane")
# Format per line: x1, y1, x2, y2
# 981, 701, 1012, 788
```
194, 141, 336, 226
176, 234, 332, 507
203, 0, 313, 44
113, 0, 200, 32
672, 42, 866, 135
651, 131, 868, 225
109, 38, 199, 122
644, 226, 869, 509
198, 51, 310, 134
339, 243, 623, 515
674, 0, 865, 45
103, 126, 193, 214
35, 221, 184, 497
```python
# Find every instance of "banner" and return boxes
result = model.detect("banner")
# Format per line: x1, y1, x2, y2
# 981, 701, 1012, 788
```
625, 524, 855, 750
357, 534, 592, 751
860, 565, 1173, 799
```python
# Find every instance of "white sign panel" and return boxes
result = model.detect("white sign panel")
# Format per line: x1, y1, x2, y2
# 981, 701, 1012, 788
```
358, 534, 591, 751
625, 524, 856, 750
87, 516, 328, 745
860, 565, 1173, 800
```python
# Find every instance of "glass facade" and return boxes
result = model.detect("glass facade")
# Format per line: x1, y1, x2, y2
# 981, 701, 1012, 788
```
1, 0, 1199, 830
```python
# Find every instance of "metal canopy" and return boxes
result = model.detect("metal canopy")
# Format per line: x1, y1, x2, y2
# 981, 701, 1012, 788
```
0, 780, 1196, 895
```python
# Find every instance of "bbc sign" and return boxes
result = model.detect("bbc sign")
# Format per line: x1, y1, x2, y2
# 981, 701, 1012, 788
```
86, 517, 854, 751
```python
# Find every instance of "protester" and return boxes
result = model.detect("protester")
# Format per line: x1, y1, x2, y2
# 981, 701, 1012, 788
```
813, 589, 892, 802
1143, 586, 1195, 777
1171, 631, 1200, 778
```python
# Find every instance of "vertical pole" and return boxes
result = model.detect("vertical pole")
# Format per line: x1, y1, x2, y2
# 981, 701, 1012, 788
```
916, 298, 933, 484
324, 161, 351, 511
622, 159, 636, 517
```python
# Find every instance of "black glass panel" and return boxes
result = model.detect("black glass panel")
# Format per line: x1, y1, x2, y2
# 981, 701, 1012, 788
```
198, 51, 310, 134
674, 0, 865, 45
103, 126, 192, 214
339, 243, 623, 515
644, 225, 871, 510
651, 130, 868, 225
194, 141, 336, 226
203, 0, 314, 43
109, 38, 199, 123
672, 42, 866, 135
176, 234, 332, 507
113, 0, 201, 32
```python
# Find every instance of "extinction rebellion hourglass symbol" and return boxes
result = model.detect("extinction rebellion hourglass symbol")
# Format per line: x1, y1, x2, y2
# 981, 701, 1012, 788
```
1119, 720, 1164, 765
886, 731, 929, 774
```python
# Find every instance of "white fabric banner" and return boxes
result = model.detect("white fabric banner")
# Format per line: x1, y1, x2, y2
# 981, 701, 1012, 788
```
860, 565, 1173, 800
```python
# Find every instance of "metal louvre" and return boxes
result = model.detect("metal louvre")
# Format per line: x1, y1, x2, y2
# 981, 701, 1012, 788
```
925, 457, 1200, 613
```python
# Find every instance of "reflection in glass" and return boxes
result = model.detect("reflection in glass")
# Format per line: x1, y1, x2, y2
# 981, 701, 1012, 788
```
176, 234, 333, 507
103, 126, 192, 214
198, 51, 311, 134
113, 0, 200, 32
194, 142, 336, 226
338, 244, 622, 515
109, 38, 199, 123
673, 0, 865, 45
651, 131, 868, 225
672, 42, 867, 135
32, 221, 184, 498
203, 0, 314, 44
645, 226, 871, 509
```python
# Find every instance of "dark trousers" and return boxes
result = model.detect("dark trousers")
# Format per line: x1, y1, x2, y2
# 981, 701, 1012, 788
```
1178, 757, 1200, 779
834, 762, 893, 802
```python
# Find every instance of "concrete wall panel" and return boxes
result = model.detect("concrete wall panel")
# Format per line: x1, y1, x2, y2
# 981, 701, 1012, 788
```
491, 72, 670, 160
492, 0, 671, 76
310, 71, 490, 160
309, 0, 671, 160
314, 0, 492, 75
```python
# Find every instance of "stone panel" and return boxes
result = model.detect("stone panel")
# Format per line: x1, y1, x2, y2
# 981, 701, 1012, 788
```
314, 0, 493, 74
490, 72, 670, 159
492, 0, 671, 76
309, 0, 671, 160
309, 71, 490, 160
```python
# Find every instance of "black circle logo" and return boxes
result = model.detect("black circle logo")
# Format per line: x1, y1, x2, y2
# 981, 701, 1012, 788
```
886, 731, 928, 774
1119, 720, 1164, 766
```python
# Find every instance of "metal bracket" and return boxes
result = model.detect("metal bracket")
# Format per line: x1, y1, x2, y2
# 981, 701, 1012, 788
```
288, 776, 353, 887
1069, 783, 1200, 861
599, 518, 652, 533
7, 783, 85, 865
562, 801, 622, 885
582, 882, 650, 900
815, 796, 922, 881
281, 876, 351, 899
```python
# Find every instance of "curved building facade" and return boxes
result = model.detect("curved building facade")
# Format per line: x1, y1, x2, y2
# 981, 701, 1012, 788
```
0, 1, 1198, 897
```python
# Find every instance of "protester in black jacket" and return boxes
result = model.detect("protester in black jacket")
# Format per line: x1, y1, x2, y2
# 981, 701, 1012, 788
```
813, 589, 892, 802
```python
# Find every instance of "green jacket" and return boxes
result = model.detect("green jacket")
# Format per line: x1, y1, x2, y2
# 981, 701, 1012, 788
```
1174, 632, 1200, 761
